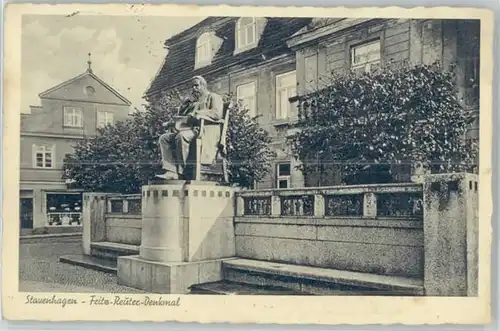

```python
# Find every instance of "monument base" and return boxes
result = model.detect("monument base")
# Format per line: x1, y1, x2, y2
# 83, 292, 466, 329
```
117, 181, 238, 293
117, 255, 236, 293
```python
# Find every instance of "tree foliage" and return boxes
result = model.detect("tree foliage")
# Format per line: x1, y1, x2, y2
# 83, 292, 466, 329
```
226, 96, 276, 188
288, 62, 478, 185
63, 92, 275, 193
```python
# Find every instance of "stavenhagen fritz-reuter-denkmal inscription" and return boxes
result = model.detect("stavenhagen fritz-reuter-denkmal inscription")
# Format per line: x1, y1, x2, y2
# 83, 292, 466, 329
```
25, 294, 181, 307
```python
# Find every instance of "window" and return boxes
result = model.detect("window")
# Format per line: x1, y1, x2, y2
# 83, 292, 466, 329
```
84, 86, 95, 96
236, 17, 257, 50
351, 40, 381, 73
33, 145, 54, 169
304, 54, 319, 89
236, 82, 256, 117
97, 111, 114, 128
276, 71, 297, 120
276, 163, 291, 188
63, 106, 83, 127
196, 32, 212, 65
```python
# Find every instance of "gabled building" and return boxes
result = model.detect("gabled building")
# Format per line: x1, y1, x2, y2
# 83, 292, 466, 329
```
146, 17, 480, 189
20, 59, 131, 232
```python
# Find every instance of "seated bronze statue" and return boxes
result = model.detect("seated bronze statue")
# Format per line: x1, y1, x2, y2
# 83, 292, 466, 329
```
157, 76, 229, 182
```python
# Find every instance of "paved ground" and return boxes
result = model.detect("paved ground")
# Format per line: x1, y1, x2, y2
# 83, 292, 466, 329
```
19, 236, 144, 293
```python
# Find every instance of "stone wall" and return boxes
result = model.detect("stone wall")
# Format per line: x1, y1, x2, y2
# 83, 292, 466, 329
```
234, 216, 423, 278
82, 193, 142, 252
235, 182, 425, 278
105, 215, 141, 246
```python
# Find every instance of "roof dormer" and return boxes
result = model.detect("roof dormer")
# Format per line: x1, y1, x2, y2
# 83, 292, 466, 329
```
195, 32, 212, 68
195, 31, 223, 69
234, 17, 266, 55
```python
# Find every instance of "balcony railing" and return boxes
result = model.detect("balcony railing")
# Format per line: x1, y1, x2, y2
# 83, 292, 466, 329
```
236, 183, 423, 219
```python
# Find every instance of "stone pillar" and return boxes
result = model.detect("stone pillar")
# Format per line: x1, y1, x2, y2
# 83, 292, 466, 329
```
271, 195, 281, 216
313, 194, 325, 217
422, 173, 478, 296
236, 196, 245, 216
82, 193, 108, 255
363, 192, 377, 218
118, 180, 237, 293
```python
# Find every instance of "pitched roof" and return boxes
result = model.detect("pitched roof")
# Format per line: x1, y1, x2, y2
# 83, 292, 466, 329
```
39, 70, 132, 106
165, 17, 229, 45
290, 18, 345, 38
145, 17, 312, 98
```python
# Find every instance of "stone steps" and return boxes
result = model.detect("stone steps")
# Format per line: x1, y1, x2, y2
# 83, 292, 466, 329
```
90, 242, 139, 262
217, 259, 424, 296
189, 280, 306, 295
59, 254, 117, 274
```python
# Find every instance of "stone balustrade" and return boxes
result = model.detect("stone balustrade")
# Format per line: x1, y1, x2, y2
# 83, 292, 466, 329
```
236, 182, 424, 219
82, 193, 142, 251
107, 194, 142, 215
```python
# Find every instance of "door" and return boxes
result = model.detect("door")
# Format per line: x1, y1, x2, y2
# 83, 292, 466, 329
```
20, 198, 33, 229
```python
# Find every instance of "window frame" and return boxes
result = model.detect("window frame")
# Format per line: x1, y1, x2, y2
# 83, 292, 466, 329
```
63, 106, 83, 128
350, 39, 382, 74
236, 81, 257, 117
236, 17, 257, 50
276, 162, 291, 189
275, 70, 297, 120
33, 144, 55, 169
97, 110, 114, 128
195, 32, 212, 66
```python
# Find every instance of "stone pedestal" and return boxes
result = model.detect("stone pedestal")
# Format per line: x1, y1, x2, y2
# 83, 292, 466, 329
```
117, 180, 237, 293
422, 173, 479, 296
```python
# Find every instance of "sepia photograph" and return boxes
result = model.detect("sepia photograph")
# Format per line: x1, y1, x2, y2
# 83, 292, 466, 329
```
2, 4, 493, 324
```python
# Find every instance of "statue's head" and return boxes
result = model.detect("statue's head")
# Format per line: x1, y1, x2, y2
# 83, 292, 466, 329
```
191, 76, 208, 100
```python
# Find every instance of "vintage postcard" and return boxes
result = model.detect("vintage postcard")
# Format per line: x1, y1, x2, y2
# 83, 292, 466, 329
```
2, 3, 493, 324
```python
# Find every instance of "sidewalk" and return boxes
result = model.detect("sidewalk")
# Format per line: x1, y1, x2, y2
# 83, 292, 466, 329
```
20, 232, 82, 240
19, 235, 143, 293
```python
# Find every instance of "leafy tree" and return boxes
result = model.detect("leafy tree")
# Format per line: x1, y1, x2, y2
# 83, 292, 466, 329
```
288, 61, 477, 185
226, 96, 276, 188
62, 92, 274, 193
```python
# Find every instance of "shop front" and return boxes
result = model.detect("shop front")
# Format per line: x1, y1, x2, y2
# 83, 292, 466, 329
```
46, 192, 83, 226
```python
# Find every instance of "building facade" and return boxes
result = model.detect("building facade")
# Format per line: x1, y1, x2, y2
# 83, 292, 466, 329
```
145, 17, 480, 189
20, 63, 131, 231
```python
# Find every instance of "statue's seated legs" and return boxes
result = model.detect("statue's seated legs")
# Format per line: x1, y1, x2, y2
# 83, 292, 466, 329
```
158, 132, 177, 179
175, 130, 196, 177
158, 129, 197, 180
